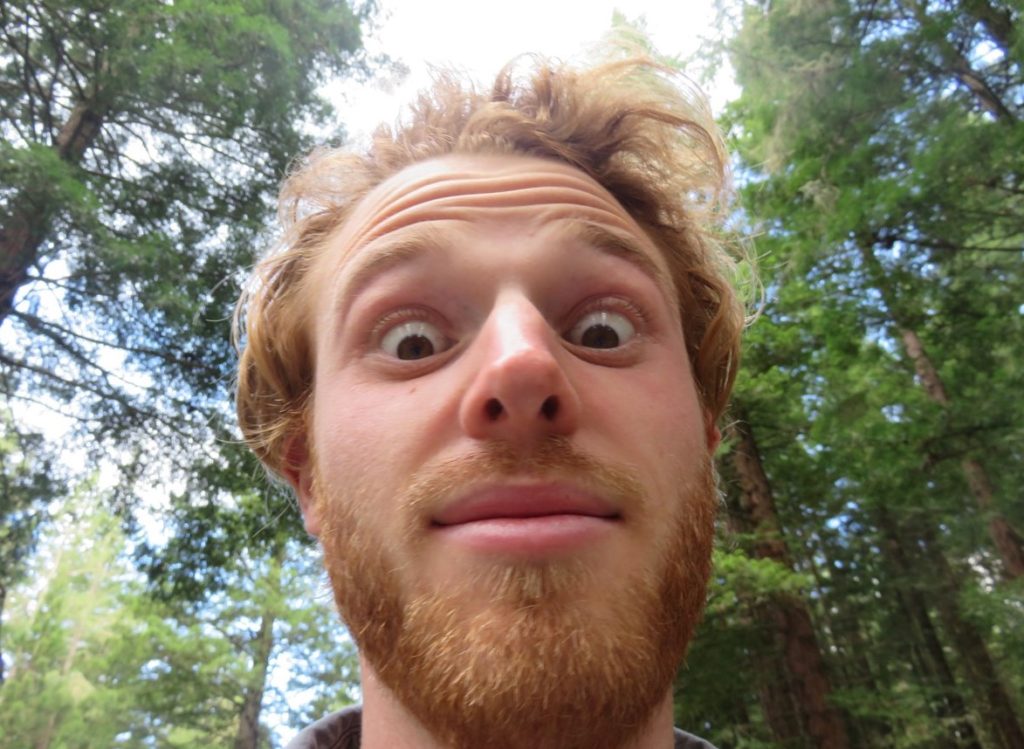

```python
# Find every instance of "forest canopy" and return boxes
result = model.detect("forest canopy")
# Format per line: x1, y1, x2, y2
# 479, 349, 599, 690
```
1, 1, 1022, 747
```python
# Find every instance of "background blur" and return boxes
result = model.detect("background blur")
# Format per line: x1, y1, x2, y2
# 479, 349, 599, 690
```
1, 1, 1021, 747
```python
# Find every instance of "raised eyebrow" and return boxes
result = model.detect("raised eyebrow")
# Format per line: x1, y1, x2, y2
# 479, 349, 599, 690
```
564, 220, 677, 303
332, 225, 446, 316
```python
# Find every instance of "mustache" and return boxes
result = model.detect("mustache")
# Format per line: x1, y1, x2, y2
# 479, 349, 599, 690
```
401, 436, 647, 519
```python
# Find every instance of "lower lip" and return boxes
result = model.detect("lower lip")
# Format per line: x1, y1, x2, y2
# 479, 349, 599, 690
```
432, 514, 617, 555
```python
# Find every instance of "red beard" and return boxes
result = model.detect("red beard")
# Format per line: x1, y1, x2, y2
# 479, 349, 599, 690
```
315, 437, 717, 749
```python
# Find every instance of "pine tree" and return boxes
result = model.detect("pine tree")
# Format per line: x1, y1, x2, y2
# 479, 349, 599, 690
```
706, 1, 1024, 745
0, 0, 372, 475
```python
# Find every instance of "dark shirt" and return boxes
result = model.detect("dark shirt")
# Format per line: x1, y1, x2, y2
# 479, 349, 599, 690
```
286, 705, 718, 748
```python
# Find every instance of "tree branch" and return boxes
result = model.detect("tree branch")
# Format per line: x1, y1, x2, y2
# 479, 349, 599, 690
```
0, 350, 196, 442
11, 308, 199, 368
962, 0, 1016, 53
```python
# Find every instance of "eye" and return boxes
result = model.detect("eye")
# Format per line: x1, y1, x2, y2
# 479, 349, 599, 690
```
566, 310, 636, 349
380, 320, 450, 360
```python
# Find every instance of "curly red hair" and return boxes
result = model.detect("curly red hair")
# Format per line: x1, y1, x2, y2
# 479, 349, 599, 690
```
235, 56, 745, 479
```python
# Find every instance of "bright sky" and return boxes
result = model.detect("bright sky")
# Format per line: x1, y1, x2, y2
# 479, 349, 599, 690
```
333, 0, 737, 144
15, 0, 737, 501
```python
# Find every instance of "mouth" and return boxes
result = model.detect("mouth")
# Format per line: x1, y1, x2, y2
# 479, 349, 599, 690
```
430, 482, 622, 555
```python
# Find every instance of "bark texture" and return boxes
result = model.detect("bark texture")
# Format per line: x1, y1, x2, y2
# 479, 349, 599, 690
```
232, 608, 276, 749
877, 510, 982, 749
918, 528, 1024, 749
962, 0, 1015, 51
728, 411, 852, 749
0, 99, 106, 326
860, 242, 1024, 579
910, 0, 1017, 122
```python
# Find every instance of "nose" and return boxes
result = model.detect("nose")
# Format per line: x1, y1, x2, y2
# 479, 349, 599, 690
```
459, 294, 581, 445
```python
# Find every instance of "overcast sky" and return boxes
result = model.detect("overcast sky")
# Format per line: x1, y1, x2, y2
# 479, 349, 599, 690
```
333, 0, 736, 143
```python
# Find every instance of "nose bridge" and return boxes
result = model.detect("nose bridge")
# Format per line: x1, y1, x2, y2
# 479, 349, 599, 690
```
487, 291, 553, 365
459, 289, 581, 443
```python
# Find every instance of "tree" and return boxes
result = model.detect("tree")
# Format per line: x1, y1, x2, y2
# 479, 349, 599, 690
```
0, 0, 372, 474
0, 0, 376, 694
710, 1, 1024, 745
0, 411, 63, 685
0, 484, 359, 748
725, 0, 1024, 580
0, 484, 148, 749
133, 480, 360, 748
723, 405, 851, 749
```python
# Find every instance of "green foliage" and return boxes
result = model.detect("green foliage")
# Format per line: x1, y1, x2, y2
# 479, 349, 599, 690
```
675, 1, 1024, 745
5, 2, 1024, 746
708, 548, 815, 613
0, 488, 359, 747
0, 0, 374, 480
0, 486, 147, 748
0, 3, 376, 737
678, 548, 814, 747
0, 412, 63, 633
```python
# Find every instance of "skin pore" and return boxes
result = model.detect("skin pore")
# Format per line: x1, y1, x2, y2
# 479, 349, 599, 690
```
287, 154, 720, 749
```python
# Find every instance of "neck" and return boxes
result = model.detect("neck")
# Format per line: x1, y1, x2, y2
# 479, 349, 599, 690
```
358, 655, 678, 749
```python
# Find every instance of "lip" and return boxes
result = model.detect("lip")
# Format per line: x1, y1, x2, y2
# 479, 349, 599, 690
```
432, 482, 621, 526
430, 483, 621, 555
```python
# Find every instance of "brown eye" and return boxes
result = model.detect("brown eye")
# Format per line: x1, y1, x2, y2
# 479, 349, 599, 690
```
380, 321, 449, 360
567, 310, 635, 349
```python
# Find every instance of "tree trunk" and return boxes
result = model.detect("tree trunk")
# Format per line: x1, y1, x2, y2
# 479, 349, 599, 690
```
0, 99, 105, 326
859, 242, 1024, 579
960, 457, 1024, 578
33, 563, 101, 749
232, 608, 276, 749
839, 625, 893, 748
876, 509, 982, 749
752, 636, 804, 745
946, 52, 1016, 121
910, 0, 1016, 122
807, 546, 894, 749
918, 528, 1024, 749
902, 325, 1024, 579
727, 410, 852, 749
233, 544, 285, 749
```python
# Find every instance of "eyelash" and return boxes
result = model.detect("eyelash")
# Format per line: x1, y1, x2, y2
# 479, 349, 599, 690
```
562, 296, 650, 362
566, 295, 649, 333
367, 295, 651, 362
369, 306, 448, 344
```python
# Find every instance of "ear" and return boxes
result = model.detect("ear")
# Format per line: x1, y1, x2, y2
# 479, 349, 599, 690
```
282, 434, 320, 537
705, 414, 722, 455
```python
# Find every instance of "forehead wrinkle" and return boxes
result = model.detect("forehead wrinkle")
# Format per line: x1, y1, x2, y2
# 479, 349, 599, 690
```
374, 170, 617, 221
346, 181, 619, 254
336, 155, 628, 252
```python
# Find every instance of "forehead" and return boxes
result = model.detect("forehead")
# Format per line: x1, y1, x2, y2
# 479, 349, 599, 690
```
310, 153, 675, 307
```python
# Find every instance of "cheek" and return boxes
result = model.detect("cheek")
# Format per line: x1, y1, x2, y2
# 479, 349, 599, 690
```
312, 375, 455, 484
582, 362, 703, 448
576, 361, 705, 512
642, 350, 706, 440
311, 378, 388, 494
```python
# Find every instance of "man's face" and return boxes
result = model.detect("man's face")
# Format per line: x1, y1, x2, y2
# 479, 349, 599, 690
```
293, 154, 718, 749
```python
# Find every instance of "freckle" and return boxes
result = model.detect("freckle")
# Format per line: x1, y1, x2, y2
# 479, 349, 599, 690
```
409, 386, 417, 394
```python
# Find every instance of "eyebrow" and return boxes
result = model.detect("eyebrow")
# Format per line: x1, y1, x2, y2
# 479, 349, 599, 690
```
332, 225, 448, 317
561, 220, 677, 304
331, 218, 677, 317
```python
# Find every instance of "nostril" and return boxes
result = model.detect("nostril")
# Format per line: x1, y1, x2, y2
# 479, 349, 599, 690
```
540, 395, 559, 420
485, 398, 504, 421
